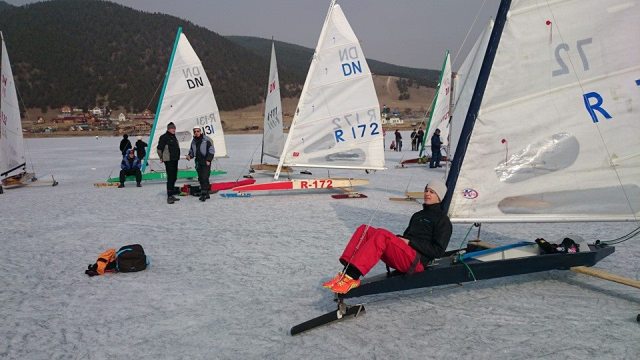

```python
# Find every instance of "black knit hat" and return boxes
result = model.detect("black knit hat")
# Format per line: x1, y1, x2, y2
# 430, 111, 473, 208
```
167, 122, 176, 129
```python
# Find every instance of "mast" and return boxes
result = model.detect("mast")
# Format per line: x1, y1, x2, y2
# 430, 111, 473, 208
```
274, 0, 337, 180
142, 27, 183, 172
419, 50, 450, 158
442, 0, 512, 212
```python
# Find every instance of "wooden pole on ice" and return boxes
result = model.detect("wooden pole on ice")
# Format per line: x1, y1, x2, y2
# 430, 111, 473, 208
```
570, 266, 640, 289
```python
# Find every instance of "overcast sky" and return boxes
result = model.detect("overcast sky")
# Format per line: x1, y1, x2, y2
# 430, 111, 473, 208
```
9, 0, 501, 69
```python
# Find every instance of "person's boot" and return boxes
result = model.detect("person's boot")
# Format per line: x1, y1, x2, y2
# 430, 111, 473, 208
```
199, 193, 206, 202
118, 183, 125, 188
167, 196, 175, 204
136, 182, 142, 187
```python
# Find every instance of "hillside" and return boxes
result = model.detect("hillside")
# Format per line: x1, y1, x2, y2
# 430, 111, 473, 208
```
0, 0, 284, 112
227, 36, 440, 88
0, 0, 436, 127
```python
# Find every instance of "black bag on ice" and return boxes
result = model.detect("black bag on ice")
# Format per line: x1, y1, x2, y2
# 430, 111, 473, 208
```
116, 244, 147, 272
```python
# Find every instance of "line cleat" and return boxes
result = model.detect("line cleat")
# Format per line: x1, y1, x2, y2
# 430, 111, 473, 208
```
330, 274, 360, 294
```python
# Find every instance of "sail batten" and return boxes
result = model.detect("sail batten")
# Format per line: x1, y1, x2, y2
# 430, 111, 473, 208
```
447, 0, 640, 223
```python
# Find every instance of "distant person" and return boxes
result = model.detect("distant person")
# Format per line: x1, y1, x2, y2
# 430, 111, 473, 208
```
394, 129, 402, 152
119, 134, 132, 155
382, 128, 387, 150
157, 122, 181, 204
186, 126, 215, 202
416, 126, 425, 151
390, 140, 396, 151
135, 136, 148, 162
410, 128, 417, 151
430, 128, 443, 168
118, 149, 142, 188
322, 180, 452, 294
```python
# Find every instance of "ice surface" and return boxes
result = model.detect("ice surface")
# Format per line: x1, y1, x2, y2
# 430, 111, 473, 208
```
1, 134, 639, 359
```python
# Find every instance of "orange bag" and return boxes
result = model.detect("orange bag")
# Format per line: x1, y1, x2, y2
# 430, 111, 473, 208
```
85, 248, 116, 276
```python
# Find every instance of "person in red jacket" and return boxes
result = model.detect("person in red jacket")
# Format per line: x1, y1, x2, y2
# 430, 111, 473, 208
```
323, 179, 452, 294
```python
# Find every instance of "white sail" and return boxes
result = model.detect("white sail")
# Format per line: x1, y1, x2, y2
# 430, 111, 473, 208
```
147, 30, 227, 164
421, 51, 452, 156
0, 34, 26, 178
449, 0, 640, 223
262, 42, 284, 160
274, 2, 384, 179
448, 20, 492, 159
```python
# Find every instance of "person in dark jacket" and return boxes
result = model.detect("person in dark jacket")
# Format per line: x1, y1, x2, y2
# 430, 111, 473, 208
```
323, 179, 452, 294
430, 128, 443, 168
410, 128, 417, 151
157, 122, 181, 204
394, 129, 402, 152
118, 149, 142, 188
135, 136, 148, 163
119, 134, 132, 155
416, 126, 425, 151
186, 126, 215, 202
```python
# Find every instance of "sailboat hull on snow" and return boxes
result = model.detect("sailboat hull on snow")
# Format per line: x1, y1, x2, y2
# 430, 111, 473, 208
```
340, 242, 614, 299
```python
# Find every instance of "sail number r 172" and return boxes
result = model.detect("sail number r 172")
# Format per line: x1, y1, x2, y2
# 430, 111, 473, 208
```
333, 109, 380, 143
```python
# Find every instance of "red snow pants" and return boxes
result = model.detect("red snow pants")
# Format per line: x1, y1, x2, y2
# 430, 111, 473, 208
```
339, 224, 425, 276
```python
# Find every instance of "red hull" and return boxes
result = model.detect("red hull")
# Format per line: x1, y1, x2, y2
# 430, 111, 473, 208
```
211, 179, 256, 191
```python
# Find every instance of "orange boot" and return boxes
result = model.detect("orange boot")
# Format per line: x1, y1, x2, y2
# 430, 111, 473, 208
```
330, 274, 361, 294
322, 272, 344, 289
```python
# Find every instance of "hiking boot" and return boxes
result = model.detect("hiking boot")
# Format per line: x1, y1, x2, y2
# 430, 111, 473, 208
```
330, 274, 360, 294
199, 194, 207, 202
118, 184, 125, 188
322, 272, 344, 289
167, 197, 175, 204
136, 183, 142, 187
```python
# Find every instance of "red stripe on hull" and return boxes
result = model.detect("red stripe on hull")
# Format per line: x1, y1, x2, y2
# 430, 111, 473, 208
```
211, 179, 256, 191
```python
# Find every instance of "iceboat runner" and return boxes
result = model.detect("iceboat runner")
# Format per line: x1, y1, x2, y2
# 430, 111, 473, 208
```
0, 32, 58, 192
106, 27, 227, 184
230, 0, 385, 198
291, 0, 640, 335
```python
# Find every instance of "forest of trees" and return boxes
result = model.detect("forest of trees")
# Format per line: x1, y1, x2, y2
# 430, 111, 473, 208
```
0, 0, 436, 113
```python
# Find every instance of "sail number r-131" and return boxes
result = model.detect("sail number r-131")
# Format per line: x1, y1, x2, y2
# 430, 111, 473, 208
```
194, 113, 217, 135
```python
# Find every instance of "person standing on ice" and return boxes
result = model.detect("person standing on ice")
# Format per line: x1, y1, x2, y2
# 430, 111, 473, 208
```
430, 128, 443, 168
157, 122, 181, 204
119, 134, 132, 155
394, 129, 403, 151
118, 149, 142, 188
323, 179, 452, 294
135, 136, 148, 164
186, 126, 215, 202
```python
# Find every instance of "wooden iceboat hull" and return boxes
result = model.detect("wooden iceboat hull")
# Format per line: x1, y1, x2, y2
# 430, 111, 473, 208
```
249, 163, 293, 173
340, 243, 614, 299
2, 172, 34, 188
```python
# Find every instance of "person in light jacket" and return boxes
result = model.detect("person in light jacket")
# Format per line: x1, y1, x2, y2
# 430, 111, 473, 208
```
186, 126, 215, 202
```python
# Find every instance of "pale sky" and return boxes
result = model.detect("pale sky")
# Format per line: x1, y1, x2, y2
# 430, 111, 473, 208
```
8, 0, 501, 69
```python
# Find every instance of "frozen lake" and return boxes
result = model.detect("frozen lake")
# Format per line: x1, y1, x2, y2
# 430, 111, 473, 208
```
1, 134, 639, 359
